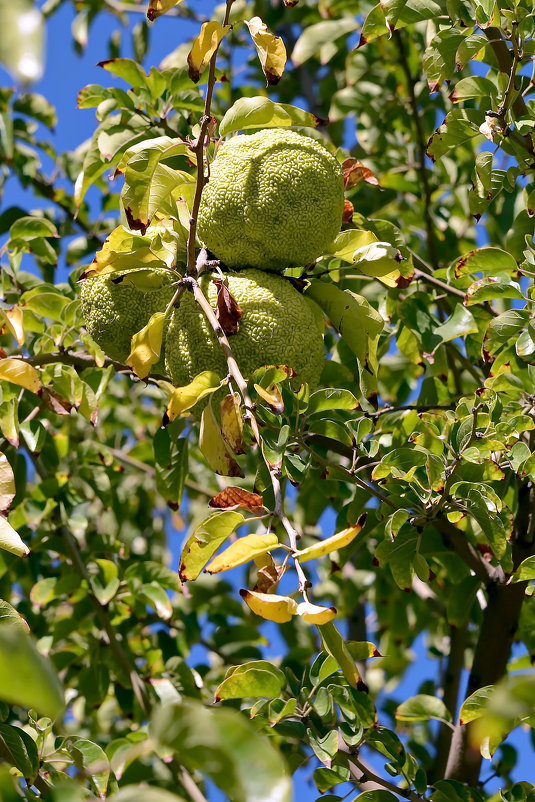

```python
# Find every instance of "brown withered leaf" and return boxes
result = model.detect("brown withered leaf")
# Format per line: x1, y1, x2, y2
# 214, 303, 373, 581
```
342, 158, 379, 188
214, 279, 243, 335
253, 552, 287, 593
42, 388, 74, 416
209, 486, 266, 514
220, 393, 244, 454
342, 199, 354, 223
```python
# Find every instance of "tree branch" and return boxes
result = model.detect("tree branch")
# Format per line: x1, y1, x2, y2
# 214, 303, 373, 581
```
483, 27, 528, 119
394, 30, 439, 270
431, 623, 468, 782
434, 518, 505, 585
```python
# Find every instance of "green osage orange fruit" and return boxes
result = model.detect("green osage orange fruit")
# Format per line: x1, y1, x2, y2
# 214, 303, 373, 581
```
197, 128, 345, 272
79, 268, 177, 369
164, 269, 325, 390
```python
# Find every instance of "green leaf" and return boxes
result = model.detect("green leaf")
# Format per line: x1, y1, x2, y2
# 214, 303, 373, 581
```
307, 388, 359, 415
452, 247, 517, 278
483, 310, 530, 359
318, 621, 363, 689
0, 600, 28, 631
427, 109, 485, 161
13, 93, 56, 128
178, 510, 245, 581
512, 556, 535, 582
292, 19, 358, 66
9, 216, 58, 241
0, 517, 29, 557
111, 788, 187, 802
353, 793, 400, 802
122, 152, 187, 233
0, 625, 63, 716
154, 432, 188, 510
215, 665, 285, 701
450, 75, 497, 102
151, 700, 291, 802
423, 29, 465, 91
465, 277, 524, 306
90, 558, 120, 605
65, 738, 110, 798
0, 0, 44, 83
395, 694, 452, 723
306, 281, 383, 373
446, 575, 480, 627
459, 686, 493, 724
219, 96, 320, 138
97, 58, 149, 88
313, 765, 351, 793
0, 723, 39, 780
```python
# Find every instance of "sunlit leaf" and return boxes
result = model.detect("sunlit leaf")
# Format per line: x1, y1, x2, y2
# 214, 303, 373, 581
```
179, 510, 245, 581
219, 96, 321, 138
151, 700, 292, 802
0, 626, 63, 716
240, 589, 298, 623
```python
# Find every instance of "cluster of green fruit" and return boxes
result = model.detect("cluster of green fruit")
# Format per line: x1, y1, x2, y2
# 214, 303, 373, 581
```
80, 128, 345, 389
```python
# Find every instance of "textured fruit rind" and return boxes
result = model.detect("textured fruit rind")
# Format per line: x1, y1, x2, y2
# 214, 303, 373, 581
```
197, 128, 345, 272
79, 268, 177, 367
164, 269, 325, 390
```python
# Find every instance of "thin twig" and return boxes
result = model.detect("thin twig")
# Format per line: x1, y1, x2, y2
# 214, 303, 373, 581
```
186, 0, 235, 276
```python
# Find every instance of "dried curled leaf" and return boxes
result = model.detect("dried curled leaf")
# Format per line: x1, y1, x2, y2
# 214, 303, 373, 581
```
209, 486, 265, 513
215, 280, 243, 335
253, 382, 284, 415
0, 454, 16, 514
147, 0, 184, 21
0, 307, 24, 345
187, 22, 231, 83
200, 404, 244, 477
220, 393, 244, 454
245, 17, 287, 87
342, 158, 379, 188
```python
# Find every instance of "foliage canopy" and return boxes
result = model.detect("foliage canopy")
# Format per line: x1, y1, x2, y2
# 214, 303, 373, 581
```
1, 0, 535, 800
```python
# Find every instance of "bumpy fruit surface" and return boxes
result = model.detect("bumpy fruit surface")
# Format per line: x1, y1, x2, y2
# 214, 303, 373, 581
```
79, 269, 176, 365
197, 128, 345, 272
165, 269, 325, 389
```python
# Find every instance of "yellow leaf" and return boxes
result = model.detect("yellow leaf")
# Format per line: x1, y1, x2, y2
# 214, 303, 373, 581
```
206, 533, 279, 574
240, 589, 298, 623
253, 382, 284, 414
0, 517, 29, 557
297, 601, 337, 625
126, 311, 166, 379
147, 0, 184, 21
297, 514, 366, 563
187, 22, 231, 83
245, 17, 287, 86
0, 307, 24, 345
165, 371, 221, 421
220, 392, 244, 454
199, 403, 244, 477
0, 359, 42, 394
0, 453, 16, 515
